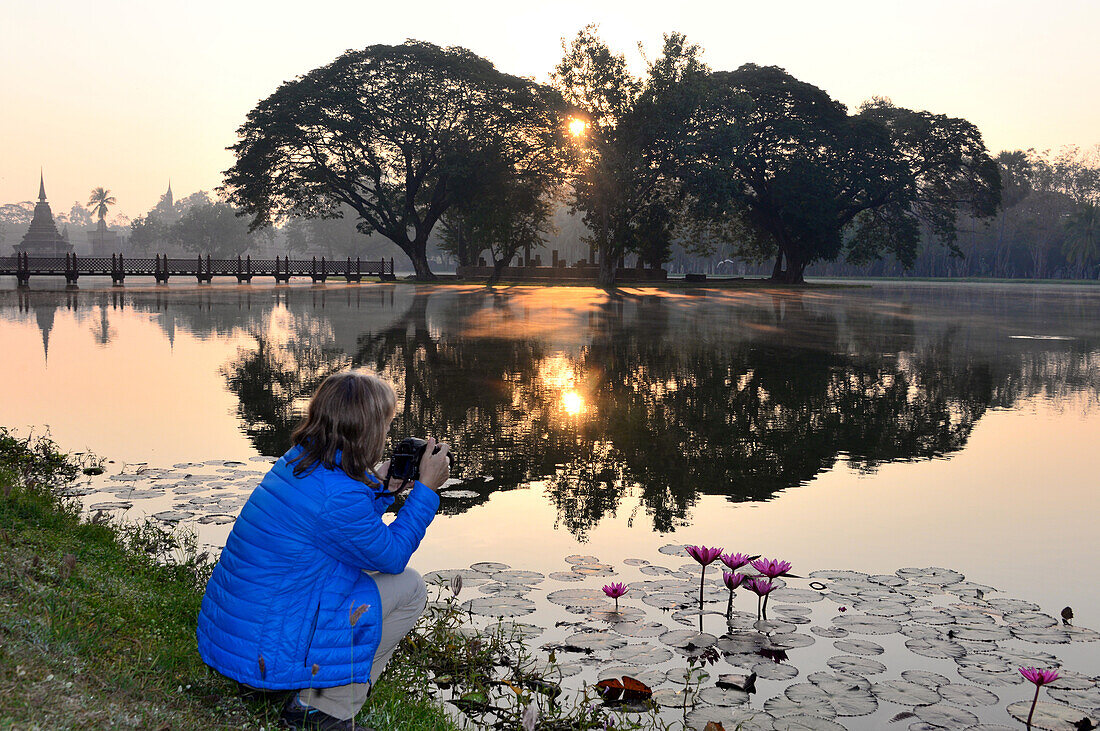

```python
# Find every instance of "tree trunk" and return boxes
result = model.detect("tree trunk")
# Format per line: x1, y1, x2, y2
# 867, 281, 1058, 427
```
597, 243, 617, 287
770, 249, 784, 280
488, 257, 508, 285
408, 235, 436, 281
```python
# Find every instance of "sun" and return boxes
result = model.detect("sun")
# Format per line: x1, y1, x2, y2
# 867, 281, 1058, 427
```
567, 118, 588, 137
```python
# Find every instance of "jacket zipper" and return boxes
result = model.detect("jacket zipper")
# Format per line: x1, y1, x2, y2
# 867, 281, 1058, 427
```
303, 601, 320, 666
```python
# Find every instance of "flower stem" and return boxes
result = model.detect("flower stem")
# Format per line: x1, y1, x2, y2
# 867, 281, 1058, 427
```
762, 593, 770, 621
699, 564, 706, 613
726, 589, 734, 623
1025, 684, 1040, 730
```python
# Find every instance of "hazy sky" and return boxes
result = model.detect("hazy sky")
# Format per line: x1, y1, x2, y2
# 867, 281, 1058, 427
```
2, 0, 1097, 219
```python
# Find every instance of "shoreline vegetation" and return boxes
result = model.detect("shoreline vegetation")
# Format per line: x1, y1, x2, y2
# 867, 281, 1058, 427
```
0, 428, 458, 730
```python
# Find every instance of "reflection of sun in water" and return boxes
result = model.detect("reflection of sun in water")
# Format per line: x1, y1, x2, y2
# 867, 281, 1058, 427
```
561, 390, 586, 416
537, 354, 591, 419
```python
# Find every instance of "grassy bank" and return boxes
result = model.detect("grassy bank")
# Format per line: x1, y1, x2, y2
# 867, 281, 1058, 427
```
0, 428, 458, 730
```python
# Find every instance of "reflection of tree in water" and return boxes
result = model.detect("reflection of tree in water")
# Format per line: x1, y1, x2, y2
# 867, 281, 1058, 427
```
222, 320, 350, 455
221, 288, 1098, 539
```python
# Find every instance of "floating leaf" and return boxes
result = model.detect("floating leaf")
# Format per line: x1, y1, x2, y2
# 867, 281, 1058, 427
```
548, 571, 585, 582
590, 608, 646, 623
771, 717, 847, 731
831, 615, 901, 635
439, 489, 480, 499
609, 644, 673, 665
912, 704, 978, 727
598, 664, 664, 688
197, 513, 236, 525
935, 683, 998, 707
697, 686, 750, 706
764, 693, 837, 719
492, 569, 544, 583
565, 554, 600, 565
833, 639, 883, 656
560, 631, 626, 653
469, 561, 509, 573
547, 588, 609, 609
461, 596, 535, 617
609, 620, 666, 637
660, 629, 717, 650
871, 680, 941, 706
751, 660, 798, 681
686, 706, 774, 731
904, 636, 967, 659
810, 626, 849, 638
423, 569, 490, 587
825, 655, 886, 675
899, 669, 951, 688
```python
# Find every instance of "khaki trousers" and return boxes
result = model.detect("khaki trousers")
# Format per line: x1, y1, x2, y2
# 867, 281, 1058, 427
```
298, 567, 427, 720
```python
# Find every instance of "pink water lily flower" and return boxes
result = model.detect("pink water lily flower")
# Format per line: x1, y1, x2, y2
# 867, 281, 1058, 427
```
746, 578, 775, 596
721, 552, 752, 570
746, 577, 775, 621
685, 545, 724, 566
751, 558, 792, 579
721, 571, 746, 622
722, 571, 746, 591
603, 582, 628, 599
1019, 667, 1061, 729
685, 545, 723, 623
1019, 667, 1060, 686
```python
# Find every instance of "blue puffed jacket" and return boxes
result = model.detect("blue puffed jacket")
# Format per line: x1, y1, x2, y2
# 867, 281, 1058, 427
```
196, 445, 440, 690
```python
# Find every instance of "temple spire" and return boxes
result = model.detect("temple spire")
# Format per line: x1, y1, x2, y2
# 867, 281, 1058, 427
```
38, 169, 46, 202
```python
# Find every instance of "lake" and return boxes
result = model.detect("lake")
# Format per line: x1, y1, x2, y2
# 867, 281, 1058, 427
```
3, 278, 1098, 728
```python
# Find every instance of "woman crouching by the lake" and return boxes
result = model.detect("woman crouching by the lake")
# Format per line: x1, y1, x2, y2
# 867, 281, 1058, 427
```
197, 370, 450, 731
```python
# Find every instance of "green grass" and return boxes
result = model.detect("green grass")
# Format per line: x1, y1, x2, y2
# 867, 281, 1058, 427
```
0, 428, 458, 730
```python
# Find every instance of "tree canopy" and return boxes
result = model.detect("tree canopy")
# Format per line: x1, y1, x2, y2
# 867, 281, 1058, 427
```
223, 40, 566, 280
687, 68, 1002, 282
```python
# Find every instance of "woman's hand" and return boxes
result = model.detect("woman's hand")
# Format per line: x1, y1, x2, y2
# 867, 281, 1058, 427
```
418, 437, 451, 491
374, 459, 404, 494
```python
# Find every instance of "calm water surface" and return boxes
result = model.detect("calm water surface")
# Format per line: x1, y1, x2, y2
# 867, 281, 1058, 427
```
2, 279, 1099, 639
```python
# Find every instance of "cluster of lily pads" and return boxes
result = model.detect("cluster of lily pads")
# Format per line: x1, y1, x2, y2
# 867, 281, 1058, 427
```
421, 545, 1099, 730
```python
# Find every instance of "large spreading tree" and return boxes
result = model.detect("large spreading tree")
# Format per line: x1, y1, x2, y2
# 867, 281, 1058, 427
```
222, 41, 565, 280
688, 65, 1002, 282
554, 27, 709, 286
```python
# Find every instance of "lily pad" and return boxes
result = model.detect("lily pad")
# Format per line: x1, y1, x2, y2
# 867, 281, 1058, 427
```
685, 706, 774, 731
570, 563, 616, 577
771, 717, 847, 731
88, 501, 132, 510
609, 644, 673, 664
764, 693, 837, 719
914, 704, 978, 728
491, 569, 543, 583
871, 680, 941, 706
560, 631, 626, 653
1006, 701, 1094, 730
697, 686, 751, 706
548, 571, 585, 582
608, 620, 666, 637
831, 615, 901, 635
752, 661, 798, 681
469, 561, 509, 573
904, 636, 967, 659
900, 670, 951, 688
935, 683, 998, 707
547, 588, 610, 609
197, 514, 236, 525
826, 655, 886, 675
423, 569, 490, 587
811, 626, 849, 638
833, 639, 883, 656
461, 596, 535, 617
152, 510, 191, 522
439, 489, 480, 499
564, 554, 600, 565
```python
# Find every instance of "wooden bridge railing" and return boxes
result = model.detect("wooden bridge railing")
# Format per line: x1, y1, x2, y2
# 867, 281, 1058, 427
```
0, 253, 396, 285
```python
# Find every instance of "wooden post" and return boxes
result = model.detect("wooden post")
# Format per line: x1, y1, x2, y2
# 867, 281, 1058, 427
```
552, 250, 559, 267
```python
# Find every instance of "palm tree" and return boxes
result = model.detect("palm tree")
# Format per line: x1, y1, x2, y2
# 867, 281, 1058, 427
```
87, 187, 117, 223
1063, 203, 1099, 279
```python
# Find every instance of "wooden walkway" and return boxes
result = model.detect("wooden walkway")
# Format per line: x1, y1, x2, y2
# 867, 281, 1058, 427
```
0, 253, 395, 285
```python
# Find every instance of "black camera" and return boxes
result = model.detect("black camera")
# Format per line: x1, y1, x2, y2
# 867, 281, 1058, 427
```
386, 437, 454, 485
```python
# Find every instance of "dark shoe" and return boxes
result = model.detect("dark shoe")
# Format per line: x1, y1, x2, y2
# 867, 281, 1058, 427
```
280, 692, 374, 731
